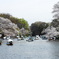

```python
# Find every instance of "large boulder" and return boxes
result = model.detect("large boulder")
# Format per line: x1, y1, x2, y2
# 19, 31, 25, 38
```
0, 17, 19, 36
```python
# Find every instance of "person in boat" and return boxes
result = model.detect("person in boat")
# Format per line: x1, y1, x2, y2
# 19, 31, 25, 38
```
7, 37, 13, 45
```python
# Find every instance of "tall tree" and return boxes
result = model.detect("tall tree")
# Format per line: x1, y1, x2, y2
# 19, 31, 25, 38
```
30, 21, 48, 36
52, 2, 59, 19
51, 2, 59, 27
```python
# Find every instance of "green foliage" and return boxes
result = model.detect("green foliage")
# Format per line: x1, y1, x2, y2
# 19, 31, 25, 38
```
0, 13, 11, 19
0, 13, 29, 30
17, 18, 29, 29
30, 21, 48, 36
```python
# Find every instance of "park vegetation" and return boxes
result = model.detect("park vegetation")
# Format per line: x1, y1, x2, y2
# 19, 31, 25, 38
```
0, 13, 29, 30
30, 21, 49, 36
1, 1, 59, 37
30, 1, 59, 37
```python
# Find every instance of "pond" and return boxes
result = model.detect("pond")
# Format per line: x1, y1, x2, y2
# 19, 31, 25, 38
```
0, 38, 59, 59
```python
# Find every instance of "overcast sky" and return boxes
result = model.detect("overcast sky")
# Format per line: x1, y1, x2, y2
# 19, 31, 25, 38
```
0, 0, 59, 25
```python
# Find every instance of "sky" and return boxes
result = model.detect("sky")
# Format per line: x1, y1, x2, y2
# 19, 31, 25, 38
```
0, 0, 59, 25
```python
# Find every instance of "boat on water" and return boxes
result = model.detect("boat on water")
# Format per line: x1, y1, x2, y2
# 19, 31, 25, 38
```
35, 35, 40, 40
7, 39, 13, 45
21, 36, 24, 40
17, 36, 21, 41
17, 37, 21, 41
26, 36, 33, 42
17, 35, 24, 40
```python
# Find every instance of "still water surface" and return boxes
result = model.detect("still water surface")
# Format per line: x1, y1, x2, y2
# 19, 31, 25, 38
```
0, 38, 59, 59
